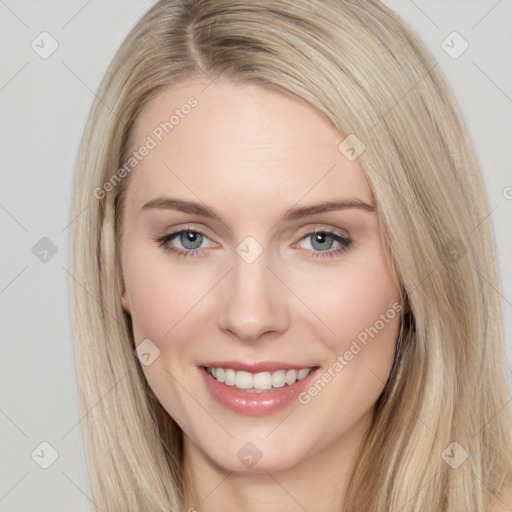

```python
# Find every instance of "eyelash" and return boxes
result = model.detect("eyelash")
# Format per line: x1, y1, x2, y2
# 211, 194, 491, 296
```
153, 228, 352, 261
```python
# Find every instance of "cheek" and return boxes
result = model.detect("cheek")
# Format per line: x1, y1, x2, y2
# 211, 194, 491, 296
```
123, 251, 213, 418
290, 248, 401, 401
292, 255, 401, 432
123, 233, 214, 346
295, 252, 400, 347
330, 271, 398, 346
125, 238, 400, 356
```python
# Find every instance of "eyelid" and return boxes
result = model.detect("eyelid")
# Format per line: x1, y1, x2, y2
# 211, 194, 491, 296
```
158, 223, 350, 247
161, 224, 219, 244
294, 224, 350, 240
292, 227, 352, 253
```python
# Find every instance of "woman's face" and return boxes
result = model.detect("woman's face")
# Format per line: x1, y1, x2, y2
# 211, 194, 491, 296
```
120, 78, 401, 475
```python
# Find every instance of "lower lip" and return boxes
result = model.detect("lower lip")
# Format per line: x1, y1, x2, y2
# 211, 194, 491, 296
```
198, 366, 321, 416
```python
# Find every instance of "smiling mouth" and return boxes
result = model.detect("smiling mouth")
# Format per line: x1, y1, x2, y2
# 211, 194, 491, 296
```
202, 366, 320, 392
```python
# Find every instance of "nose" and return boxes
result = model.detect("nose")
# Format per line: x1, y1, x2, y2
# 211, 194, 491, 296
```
217, 247, 290, 342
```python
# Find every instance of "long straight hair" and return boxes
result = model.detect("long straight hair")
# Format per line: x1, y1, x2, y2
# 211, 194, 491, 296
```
68, 1, 512, 510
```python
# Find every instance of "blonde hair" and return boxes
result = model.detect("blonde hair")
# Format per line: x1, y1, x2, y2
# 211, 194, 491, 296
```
68, 0, 512, 510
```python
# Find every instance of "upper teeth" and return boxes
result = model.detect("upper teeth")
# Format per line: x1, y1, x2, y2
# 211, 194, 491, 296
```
206, 367, 313, 391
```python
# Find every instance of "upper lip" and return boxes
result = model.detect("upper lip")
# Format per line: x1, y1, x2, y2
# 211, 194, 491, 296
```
200, 360, 318, 373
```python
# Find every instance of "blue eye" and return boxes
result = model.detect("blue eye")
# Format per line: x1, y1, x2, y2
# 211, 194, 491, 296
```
154, 228, 352, 260
154, 229, 210, 259
173, 230, 204, 250
300, 230, 352, 259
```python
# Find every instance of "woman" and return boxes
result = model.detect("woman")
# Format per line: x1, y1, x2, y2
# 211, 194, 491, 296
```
68, 0, 512, 510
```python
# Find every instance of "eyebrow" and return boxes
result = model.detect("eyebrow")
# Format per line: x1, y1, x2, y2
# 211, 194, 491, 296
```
140, 197, 375, 221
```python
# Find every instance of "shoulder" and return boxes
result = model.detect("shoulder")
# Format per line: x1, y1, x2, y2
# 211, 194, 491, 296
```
491, 487, 512, 512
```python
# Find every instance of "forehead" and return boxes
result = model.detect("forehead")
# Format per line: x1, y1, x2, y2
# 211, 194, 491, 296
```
125, 79, 373, 212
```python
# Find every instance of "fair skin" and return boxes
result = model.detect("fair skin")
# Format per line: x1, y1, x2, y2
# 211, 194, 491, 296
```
120, 78, 402, 512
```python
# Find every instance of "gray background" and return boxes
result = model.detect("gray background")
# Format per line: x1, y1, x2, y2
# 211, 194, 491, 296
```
0, 1, 510, 510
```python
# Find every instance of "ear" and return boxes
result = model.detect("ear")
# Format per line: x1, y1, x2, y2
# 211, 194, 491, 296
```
100, 193, 131, 314
121, 289, 131, 313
